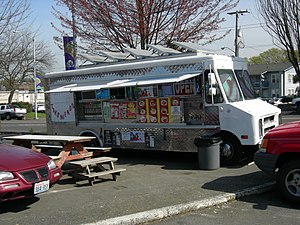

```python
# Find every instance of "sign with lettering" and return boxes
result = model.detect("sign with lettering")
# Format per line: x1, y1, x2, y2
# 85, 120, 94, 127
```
174, 79, 195, 95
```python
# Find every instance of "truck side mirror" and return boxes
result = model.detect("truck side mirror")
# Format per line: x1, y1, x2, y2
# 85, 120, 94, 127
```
208, 73, 216, 85
209, 87, 218, 96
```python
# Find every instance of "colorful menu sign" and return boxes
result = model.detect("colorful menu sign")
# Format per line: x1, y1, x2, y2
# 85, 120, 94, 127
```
109, 101, 137, 119
137, 97, 181, 123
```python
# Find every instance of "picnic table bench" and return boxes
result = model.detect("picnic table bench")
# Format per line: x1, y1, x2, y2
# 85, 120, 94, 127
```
68, 157, 126, 186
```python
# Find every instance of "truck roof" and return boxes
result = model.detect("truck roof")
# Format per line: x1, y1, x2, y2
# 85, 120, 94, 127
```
45, 43, 244, 79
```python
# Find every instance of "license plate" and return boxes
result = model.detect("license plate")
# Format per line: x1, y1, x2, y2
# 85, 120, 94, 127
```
34, 180, 50, 194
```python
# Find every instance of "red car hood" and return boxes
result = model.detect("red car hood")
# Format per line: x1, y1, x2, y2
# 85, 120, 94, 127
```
266, 121, 300, 138
0, 144, 50, 171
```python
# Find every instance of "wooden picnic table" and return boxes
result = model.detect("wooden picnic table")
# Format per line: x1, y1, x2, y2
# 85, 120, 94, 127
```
68, 157, 126, 186
3, 134, 105, 168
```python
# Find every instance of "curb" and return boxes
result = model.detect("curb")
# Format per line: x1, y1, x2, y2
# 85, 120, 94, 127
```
83, 181, 276, 225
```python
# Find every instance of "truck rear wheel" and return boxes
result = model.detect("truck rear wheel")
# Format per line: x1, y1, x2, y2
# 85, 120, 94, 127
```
219, 133, 243, 165
277, 160, 300, 204
5, 114, 11, 120
80, 132, 102, 147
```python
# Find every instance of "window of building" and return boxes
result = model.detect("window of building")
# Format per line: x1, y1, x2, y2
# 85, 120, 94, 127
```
288, 74, 293, 83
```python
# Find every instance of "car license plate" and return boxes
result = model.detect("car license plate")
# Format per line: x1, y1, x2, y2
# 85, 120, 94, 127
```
34, 180, 50, 194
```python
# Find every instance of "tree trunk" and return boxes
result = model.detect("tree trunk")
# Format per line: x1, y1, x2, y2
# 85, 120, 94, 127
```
8, 90, 15, 104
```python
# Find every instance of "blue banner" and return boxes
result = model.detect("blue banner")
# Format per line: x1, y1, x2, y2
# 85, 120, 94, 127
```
63, 36, 76, 70
35, 75, 42, 90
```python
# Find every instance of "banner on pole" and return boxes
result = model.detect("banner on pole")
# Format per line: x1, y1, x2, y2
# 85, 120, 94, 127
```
63, 36, 76, 70
35, 75, 43, 91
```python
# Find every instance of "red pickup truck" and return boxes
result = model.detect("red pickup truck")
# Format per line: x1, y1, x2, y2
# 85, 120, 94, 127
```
254, 121, 300, 203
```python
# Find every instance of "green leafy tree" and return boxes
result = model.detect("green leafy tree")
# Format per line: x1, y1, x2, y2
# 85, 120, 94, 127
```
247, 48, 289, 65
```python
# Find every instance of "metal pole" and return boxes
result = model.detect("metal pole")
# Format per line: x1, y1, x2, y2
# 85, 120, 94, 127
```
234, 13, 239, 57
227, 10, 249, 57
33, 38, 38, 120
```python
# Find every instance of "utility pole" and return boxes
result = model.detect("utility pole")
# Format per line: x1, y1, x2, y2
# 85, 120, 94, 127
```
227, 10, 249, 57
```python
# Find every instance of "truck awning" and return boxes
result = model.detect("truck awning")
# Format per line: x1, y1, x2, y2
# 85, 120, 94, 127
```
46, 73, 199, 93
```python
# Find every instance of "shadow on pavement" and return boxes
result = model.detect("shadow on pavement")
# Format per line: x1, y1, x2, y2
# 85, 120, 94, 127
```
240, 189, 300, 211
0, 197, 39, 214
201, 170, 274, 193
108, 148, 199, 170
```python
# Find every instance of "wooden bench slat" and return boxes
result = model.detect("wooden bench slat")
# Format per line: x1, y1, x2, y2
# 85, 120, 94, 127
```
35, 144, 111, 151
74, 168, 126, 178
68, 157, 118, 167
49, 155, 61, 160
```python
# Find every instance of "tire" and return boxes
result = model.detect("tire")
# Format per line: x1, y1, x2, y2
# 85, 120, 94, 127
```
219, 133, 243, 165
276, 160, 300, 204
80, 132, 102, 147
5, 114, 11, 120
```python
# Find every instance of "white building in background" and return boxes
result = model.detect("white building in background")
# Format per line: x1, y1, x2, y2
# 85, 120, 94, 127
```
248, 63, 300, 98
0, 90, 45, 104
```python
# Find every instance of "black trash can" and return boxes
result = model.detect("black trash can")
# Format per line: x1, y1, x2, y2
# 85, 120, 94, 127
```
194, 136, 221, 170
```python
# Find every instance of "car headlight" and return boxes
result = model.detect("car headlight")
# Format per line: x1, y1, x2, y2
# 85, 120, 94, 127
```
0, 171, 14, 181
47, 159, 57, 170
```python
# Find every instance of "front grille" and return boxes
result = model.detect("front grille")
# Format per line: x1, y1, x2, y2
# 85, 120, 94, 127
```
261, 115, 278, 137
20, 170, 38, 182
37, 167, 49, 179
20, 166, 49, 183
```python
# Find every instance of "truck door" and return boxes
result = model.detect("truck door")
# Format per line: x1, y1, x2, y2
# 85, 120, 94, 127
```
204, 70, 223, 125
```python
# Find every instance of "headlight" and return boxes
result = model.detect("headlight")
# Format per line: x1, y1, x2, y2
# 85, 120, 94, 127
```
47, 159, 57, 170
0, 171, 14, 181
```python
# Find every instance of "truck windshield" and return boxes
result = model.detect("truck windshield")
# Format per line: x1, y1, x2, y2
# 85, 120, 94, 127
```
218, 69, 243, 102
234, 70, 255, 99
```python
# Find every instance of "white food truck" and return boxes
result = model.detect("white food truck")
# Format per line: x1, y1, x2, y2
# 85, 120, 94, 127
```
45, 43, 281, 164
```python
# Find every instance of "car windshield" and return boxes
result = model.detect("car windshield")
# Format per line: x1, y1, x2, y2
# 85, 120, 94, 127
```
234, 69, 255, 99
218, 69, 243, 102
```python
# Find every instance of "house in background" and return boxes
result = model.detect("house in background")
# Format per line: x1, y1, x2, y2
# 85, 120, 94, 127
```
248, 63, 299, 98
0, 90, 45, 105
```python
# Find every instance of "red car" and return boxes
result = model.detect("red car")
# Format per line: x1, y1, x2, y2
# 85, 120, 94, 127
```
0, 143, 62, 202
254, 121, 300, 203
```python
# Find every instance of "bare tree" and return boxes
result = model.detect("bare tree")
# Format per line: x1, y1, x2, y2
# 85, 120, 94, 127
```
258, 0, 300, 83
52, 0, 239, 53
0, 0, 55, 103
0, 0, 30, 46
0, 30, 55, 103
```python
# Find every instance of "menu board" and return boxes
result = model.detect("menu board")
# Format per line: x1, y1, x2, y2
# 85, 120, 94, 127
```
159, 98, 169, 123
138, 99, 147, 123
137, 97, 182, 123
110, 101, 137, 119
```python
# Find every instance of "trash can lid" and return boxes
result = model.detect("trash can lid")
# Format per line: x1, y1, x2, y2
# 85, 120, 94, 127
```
194, 135, 221, 146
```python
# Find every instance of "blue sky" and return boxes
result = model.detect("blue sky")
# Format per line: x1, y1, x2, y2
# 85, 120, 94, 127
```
29, 0, 275, 72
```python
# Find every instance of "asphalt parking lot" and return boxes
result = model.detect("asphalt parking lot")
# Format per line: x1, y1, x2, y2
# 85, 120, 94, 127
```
0, 112, 298, 225
0, 149, 275, 225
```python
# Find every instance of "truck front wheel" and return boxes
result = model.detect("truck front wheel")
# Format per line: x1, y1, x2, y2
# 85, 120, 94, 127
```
277, 160, 300, 204
219, 133, 243, 165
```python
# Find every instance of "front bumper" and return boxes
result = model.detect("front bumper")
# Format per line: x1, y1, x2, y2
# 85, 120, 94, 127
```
254, 151, 279, 175
0, 167, 62, 202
